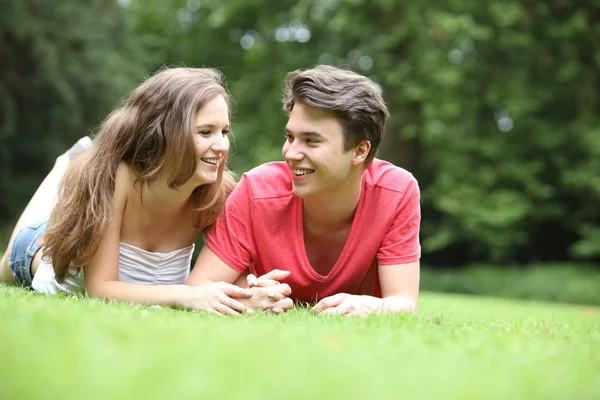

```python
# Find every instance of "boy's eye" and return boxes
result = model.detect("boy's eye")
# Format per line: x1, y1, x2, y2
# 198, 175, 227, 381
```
285, 134, 293, 142
306, 138, 318, 144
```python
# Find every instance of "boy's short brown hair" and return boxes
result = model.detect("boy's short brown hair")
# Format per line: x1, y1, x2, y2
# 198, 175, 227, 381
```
282, 65, 389, 165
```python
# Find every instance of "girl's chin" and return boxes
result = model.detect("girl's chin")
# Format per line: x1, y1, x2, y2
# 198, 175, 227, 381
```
197, 171, 219, 184
185, 173, 217, 187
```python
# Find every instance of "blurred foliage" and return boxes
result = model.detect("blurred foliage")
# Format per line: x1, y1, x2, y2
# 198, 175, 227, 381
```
1, 0, 599, 268
0, 0, 148, 221
421, 264, 600, 305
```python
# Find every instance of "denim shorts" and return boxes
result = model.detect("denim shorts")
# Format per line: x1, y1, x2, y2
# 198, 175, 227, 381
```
8, 219, 48, 287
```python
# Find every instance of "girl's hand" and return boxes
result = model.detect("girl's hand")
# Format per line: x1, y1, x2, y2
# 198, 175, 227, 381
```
181, 282, 252, 315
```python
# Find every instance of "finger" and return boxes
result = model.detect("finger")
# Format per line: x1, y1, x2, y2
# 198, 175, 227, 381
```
346, 309, 368, 317
338, 304, 353, 316
223, 284, 253, 298
213, 303, 241, 316
263, 283, 292, 295
326, 303, 351, 315
279, 283, 292, 296
219, 295, 247, 313
311, 293, 346, 312
203, 308, 222, 316
267, 292, 285, 301
320, 307, 342, 315
258, 269, 291, 282
247, 274, 258, 287
341, 302, 356, 315
275, 298, 294, 310
252, 279, 280, 287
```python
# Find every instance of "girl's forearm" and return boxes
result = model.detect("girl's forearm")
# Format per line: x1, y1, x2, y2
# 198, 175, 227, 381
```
87, 281, 191, 308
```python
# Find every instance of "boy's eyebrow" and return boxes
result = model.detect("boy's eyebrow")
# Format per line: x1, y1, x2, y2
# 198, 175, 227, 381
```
285, 127, 324, 138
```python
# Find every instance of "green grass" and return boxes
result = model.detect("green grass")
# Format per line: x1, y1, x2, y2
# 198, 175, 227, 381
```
421, 263, 600, 305
1, 286, 598, 400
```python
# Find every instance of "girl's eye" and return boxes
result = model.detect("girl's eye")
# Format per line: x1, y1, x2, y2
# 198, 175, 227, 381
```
285, 134, 293, 142
222, 130, 230, 136
199, 130, 212, 136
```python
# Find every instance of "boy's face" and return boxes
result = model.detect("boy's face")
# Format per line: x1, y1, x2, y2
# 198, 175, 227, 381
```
282, 103, 358, 199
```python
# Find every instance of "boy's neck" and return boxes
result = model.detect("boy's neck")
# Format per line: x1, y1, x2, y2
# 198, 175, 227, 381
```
302, 171, 364, 234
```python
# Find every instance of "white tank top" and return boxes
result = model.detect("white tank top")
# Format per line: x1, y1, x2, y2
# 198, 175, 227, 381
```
31, 242, 194, 294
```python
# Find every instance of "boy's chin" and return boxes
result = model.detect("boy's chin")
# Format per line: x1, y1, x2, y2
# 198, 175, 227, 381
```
292, 185, 314, 198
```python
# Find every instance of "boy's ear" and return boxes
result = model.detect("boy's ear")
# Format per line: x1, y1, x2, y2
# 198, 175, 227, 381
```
352, 140, 371, 165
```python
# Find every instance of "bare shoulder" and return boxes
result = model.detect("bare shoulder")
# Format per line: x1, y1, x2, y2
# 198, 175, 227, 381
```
113, 162, 133, 206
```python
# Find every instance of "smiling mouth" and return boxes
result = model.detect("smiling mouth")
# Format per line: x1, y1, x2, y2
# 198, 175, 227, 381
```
201, 158, 219, 165
292, 168, 315, 176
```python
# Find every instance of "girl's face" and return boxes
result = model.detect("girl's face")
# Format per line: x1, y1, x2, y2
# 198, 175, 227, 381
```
191, 95, 230, 185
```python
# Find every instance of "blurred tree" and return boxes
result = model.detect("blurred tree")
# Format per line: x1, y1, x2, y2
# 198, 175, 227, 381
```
0, 0, 148, 223
3, 0, 599, 267
128, 0, 599, 265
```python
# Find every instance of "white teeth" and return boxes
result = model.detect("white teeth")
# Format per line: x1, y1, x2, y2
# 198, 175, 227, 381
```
292, 169, 314, 176
202, 158, 219, 165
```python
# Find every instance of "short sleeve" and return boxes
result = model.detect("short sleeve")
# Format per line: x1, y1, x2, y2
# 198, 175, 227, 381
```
204, 175, 256, 272
376, 177, 421, 265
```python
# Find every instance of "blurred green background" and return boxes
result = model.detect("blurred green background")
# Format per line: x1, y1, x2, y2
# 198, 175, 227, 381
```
1, 0, 599, 303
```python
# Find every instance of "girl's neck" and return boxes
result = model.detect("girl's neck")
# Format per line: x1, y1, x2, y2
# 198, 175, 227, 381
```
140, 176, 197, 218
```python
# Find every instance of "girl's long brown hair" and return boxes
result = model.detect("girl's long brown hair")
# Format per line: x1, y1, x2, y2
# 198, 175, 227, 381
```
43, 67, 235, 281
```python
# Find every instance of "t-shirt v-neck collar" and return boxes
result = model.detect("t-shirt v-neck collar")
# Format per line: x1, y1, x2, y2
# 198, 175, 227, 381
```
294, 182, 367, 282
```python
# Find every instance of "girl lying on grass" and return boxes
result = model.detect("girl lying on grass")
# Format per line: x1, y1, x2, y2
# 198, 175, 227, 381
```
0, 67, 292, 315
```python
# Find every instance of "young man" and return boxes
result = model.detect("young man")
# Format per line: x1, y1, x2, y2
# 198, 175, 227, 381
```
187, 65, 421, 316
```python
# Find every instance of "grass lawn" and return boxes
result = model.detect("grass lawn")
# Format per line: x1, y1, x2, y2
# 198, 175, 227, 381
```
1, 285, 599, 400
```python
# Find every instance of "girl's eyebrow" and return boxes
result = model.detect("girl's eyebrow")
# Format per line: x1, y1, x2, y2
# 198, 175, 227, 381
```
196, 124, 230, 129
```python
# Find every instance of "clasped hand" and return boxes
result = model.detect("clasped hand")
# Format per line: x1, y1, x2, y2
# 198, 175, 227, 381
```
183, 269, 292, 315
244, 269, 294, 313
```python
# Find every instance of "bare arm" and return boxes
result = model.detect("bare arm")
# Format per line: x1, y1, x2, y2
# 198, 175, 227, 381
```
187, 244, 243, 285
83, 164, 251, 314
312, 260, 419, 316
187, 245, 293, 312
378, 260, 420, 312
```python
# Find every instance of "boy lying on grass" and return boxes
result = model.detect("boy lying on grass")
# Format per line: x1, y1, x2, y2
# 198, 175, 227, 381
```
188, 66, 421, 316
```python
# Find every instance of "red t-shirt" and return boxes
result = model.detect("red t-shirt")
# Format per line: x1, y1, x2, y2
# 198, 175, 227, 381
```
205, 159, 421, 303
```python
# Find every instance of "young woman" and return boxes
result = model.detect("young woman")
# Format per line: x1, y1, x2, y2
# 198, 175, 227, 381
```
0, 67, 292, 315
